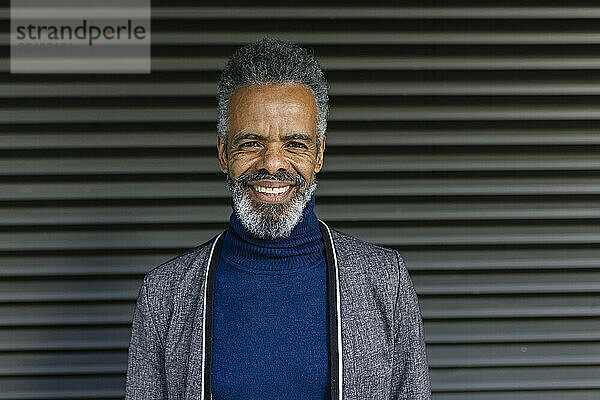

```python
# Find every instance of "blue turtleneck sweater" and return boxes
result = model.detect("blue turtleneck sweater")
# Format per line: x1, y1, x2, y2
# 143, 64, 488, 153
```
211, 196, 330, 399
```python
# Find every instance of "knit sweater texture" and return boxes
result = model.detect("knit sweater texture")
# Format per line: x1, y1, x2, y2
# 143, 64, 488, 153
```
211, 196, 330, 399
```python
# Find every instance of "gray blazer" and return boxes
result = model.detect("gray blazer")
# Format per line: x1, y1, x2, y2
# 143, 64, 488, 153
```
126, 220, 431, 399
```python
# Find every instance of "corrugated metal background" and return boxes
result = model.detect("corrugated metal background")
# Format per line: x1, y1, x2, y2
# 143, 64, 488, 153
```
2, 2, 600, 399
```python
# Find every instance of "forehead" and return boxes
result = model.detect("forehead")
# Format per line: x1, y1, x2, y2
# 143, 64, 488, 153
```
228, 83, 318, 129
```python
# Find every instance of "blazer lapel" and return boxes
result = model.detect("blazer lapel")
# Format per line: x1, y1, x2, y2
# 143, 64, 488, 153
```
184, 232, 224, 400
318, 219, 343, 400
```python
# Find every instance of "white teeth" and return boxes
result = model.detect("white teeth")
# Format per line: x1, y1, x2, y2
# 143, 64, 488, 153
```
253, 185, 290, 195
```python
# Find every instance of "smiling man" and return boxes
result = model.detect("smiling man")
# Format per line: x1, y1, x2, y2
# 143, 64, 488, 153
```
219, 82, 323, 240
126, 38, 430, 400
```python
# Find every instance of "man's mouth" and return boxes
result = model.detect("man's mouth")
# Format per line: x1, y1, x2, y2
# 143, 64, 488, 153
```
248, 180, 296, 203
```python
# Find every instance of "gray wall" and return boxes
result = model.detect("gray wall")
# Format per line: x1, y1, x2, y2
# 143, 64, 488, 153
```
2, 2, 600, 399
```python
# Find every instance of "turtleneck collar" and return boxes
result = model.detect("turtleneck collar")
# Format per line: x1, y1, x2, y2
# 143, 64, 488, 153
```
221, 196, 324, 274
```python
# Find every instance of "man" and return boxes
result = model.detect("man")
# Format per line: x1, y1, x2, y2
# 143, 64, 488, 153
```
126, 38, 430, 400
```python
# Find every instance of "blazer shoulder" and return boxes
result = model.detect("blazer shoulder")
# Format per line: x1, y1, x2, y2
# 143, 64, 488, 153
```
327, 225, 406, 317
144, 235, 217, 285
140, 233, 222, 317
328, 226, 403, 287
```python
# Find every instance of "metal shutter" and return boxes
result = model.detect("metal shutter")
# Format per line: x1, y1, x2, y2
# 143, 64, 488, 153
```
2, 2, 600, 399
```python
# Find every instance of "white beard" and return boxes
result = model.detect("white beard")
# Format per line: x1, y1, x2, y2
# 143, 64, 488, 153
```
226, 172, 317, 240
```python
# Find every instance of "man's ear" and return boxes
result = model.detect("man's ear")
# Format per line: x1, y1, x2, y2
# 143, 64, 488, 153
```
216, 135, 228, 173
314, 135, 326, 173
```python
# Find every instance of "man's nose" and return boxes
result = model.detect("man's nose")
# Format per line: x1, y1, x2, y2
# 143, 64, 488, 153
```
255, 145, 288, 175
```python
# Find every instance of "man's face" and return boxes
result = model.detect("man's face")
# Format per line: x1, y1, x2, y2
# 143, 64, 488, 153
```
217, 83, 326, 239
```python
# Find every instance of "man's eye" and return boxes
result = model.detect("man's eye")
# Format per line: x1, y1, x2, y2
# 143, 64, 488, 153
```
288, 142, 308, 148
240, 141, 260, 148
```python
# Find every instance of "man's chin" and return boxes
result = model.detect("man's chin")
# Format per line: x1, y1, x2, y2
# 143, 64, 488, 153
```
227, 176, 316, 239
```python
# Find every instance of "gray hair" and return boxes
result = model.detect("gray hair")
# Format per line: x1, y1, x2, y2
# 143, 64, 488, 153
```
217, 38, 329, 147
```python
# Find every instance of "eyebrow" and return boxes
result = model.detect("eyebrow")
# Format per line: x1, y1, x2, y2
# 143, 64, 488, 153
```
281, 133, 313, 142
231, 133, 264, 146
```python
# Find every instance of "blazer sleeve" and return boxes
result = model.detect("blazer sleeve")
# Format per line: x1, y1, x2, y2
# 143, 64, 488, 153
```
125, 277, 168, 400
390, 250, 432, 400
